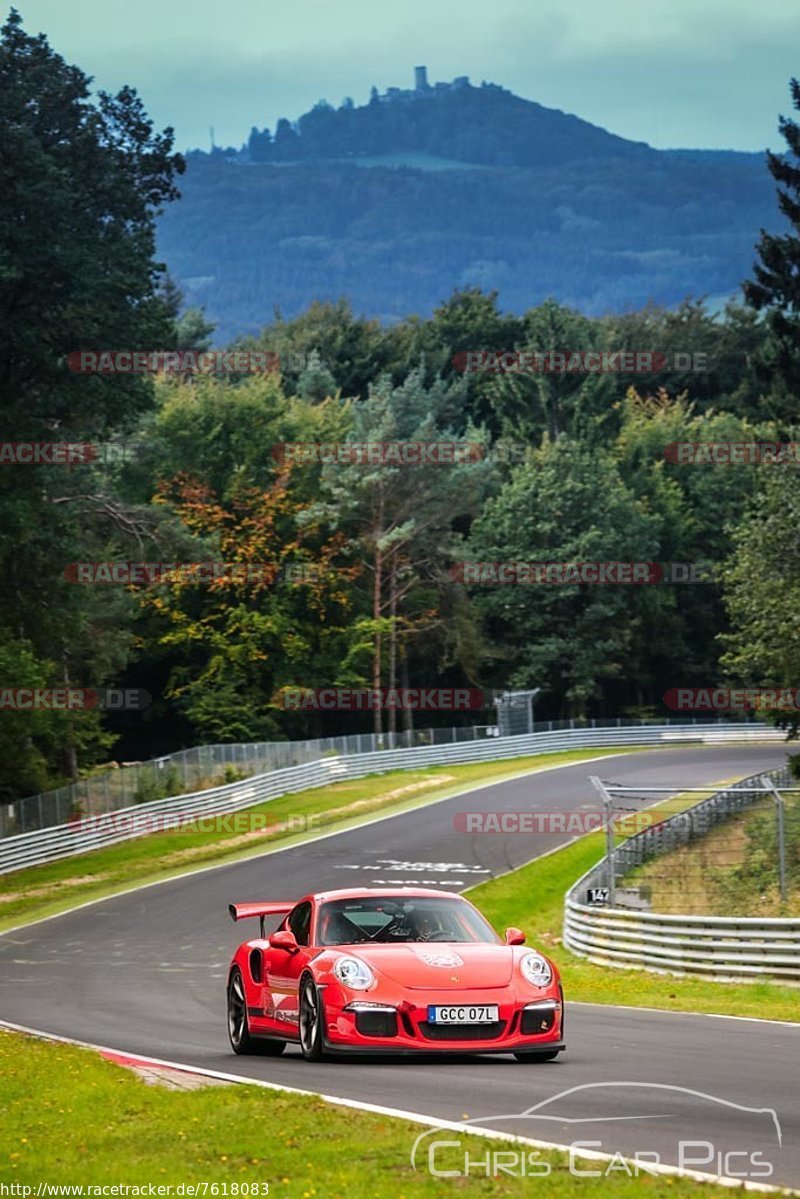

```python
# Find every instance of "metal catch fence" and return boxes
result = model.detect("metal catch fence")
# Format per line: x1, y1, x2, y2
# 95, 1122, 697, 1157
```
0, 721, 783, 874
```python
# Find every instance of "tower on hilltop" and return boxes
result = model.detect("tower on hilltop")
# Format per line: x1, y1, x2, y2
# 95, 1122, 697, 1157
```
414, 65, 429, 92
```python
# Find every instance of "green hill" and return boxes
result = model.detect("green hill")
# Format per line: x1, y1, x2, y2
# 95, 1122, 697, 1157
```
156, 74, 776, 340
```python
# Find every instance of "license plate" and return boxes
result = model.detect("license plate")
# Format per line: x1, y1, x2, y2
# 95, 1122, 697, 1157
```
427, 1004, 499, 1024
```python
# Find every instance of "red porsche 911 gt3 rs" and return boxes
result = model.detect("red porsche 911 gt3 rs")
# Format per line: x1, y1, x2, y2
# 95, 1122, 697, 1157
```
226, 887, 564, 1061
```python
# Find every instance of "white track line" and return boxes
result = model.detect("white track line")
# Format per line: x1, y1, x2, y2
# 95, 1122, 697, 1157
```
0, 1018, 795, 1196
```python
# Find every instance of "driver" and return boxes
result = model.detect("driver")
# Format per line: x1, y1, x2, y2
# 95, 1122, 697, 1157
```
409, 909, 440, 941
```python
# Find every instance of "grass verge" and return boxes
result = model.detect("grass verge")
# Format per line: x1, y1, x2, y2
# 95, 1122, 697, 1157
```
469, 792, 800, 1023
625, 792, 800, 917
0, 1028, 754, 1196
0, 747, 646, 932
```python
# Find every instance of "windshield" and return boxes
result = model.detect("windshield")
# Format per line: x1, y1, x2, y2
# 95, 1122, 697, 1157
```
316, 895, 500, 946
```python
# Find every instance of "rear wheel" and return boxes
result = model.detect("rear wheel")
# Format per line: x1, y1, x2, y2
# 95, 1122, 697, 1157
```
227, 969, 287, 1056
298, 977, 326, 1061
227, 969, 255, 1054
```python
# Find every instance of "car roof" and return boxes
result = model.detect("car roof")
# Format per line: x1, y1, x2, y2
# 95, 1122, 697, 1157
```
310, 887, 464, 903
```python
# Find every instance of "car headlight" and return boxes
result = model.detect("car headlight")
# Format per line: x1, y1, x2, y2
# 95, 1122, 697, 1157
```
520, 952, 553, 987
333, 956, 374, 991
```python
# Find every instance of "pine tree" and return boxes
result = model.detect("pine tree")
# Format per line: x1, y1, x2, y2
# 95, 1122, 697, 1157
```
744, 78, 800, 393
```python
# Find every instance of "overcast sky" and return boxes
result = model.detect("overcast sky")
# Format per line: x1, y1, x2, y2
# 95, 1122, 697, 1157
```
12, 0, 800, 153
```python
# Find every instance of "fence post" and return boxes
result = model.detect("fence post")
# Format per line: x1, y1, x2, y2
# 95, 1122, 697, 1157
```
590, 775, 616, 907
762, 777, 788, 905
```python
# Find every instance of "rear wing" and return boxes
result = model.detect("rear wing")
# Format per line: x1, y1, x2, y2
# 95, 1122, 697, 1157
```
229, 901, 293, 938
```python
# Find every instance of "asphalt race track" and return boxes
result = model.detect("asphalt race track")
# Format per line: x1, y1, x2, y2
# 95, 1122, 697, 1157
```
2, 746, 799, 1187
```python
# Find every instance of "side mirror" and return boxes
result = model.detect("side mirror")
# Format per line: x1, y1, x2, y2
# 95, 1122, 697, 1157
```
269, 929, 299, 952
505, 927, 526, 945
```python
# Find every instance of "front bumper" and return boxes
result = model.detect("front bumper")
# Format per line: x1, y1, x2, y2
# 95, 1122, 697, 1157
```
323, 992, 564, 1055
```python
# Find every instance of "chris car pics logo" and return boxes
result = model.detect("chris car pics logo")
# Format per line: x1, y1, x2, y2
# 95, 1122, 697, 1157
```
409, 1083, 781, 1182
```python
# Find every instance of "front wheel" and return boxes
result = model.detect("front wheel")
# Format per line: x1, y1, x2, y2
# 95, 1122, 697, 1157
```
514, 1049, 561, 1063
298, 977, 326, 1061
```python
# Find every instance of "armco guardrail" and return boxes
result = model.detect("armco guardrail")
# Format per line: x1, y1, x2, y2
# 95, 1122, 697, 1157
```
0, 722, 783, 876
563, 907, 800, 981
564, 765, 800, 982
4, 715, 770, 838
7, 715, 760, 838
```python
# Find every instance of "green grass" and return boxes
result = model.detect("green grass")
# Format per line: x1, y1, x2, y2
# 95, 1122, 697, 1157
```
625, 793, 800, 917
469, 804, 800, 1022
0, 747, 646, 932
0, 1029, 749, 1196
